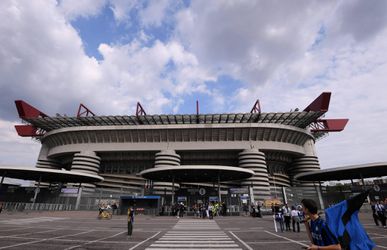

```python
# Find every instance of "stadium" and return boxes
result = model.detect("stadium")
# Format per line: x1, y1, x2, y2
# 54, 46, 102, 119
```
14, 92, 348, 207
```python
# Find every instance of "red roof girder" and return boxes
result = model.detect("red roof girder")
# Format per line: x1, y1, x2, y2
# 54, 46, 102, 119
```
14, 125, 44, 137
15, 100, 48, 119
77, 103, 95, 117
310, 119, 349, 132
303, 92, 331, 112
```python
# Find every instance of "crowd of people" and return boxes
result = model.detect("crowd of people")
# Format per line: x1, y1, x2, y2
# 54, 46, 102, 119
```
166, 201, 228, 219
272, 203, 304, 233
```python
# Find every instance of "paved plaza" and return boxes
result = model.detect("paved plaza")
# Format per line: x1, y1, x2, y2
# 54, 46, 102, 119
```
0, 211, 385, 250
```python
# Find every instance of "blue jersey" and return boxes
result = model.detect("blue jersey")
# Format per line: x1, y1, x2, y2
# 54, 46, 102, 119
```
310, 217, 338, 246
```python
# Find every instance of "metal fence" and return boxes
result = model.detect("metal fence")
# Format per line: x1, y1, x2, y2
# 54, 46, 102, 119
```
2, 202, 73, 212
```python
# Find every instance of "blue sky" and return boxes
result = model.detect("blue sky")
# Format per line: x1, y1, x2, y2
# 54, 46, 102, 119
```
1, 0, 387, 169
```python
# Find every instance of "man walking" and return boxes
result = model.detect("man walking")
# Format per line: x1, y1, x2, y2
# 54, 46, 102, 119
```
375, 201, 386, 228
282, 203, 291, 231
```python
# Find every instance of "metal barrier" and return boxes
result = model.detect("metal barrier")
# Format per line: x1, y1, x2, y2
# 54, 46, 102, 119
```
3, 202, 73, 211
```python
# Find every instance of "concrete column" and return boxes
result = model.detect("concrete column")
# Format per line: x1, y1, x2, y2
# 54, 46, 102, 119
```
75, 185, 83, 210
218, 175, 221, 203
36, 144, 61, 170
290, 139, 321, 193
315, 182, 325, 210
71, 151, 101, 190
239, 149, 271, 201
32, 176, 42, 205
282, 187, 288, 204
152, 150, 180, 197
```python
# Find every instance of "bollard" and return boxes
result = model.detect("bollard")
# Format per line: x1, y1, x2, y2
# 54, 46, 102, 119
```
127, 207, 134, 236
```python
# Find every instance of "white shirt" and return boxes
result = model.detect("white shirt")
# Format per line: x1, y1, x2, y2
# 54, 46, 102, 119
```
291, 209, 299, 217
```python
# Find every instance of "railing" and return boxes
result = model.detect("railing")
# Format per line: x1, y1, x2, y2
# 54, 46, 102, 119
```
2, 202, 73, 212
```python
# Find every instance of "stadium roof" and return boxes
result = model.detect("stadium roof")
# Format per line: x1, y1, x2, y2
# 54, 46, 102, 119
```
14, 92, 348, 138
294, 162, 387, 181
139, 165, 255, 182
22, 111, 324, 132
0, 166, 104, 183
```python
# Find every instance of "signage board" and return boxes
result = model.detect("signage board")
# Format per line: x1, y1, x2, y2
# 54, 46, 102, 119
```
177, 196, 187, 202
61, 188, 78, 194
230, 188, 249, 194
209, 196, 219, 202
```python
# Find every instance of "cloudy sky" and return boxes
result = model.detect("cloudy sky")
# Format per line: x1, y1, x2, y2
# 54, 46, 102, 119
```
1, 0, 387, 170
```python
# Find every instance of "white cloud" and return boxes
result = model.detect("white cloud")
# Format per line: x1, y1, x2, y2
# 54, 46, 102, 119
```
98, 39, 214, 113
175, 0, 336, 85
224, 2, 387, 168
0, 119, 40, 165
58, 0, 107, 20
139, 0, 171, 27
108, 0, 138, 24
326, 0, 387, 43
0, 0, 214, 166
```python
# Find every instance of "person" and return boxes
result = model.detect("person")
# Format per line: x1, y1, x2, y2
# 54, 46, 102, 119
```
301, 199, 340, 250
257, 202, 262, 218
127, 207, 134, 236
371, 201, 380, 226
98, 203, 103, 218
112, 202, 118, 215
282, 203, 291, 231
375, 200, 386, 228
222, 202, 227, 216
251, 205, 256, 217
243, 204, 248, 216
291, 205, 300, 232
178, 202, 185, 218
274, 204, 284, 232
208, 202, 214, 219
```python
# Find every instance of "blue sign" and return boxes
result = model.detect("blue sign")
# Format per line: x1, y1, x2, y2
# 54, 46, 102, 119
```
177, 196, 187, 201
209, 196, 219, 202
121, 195, 160, 200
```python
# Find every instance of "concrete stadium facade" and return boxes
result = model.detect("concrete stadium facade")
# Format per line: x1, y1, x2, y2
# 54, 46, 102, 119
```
14, 92, 348, 202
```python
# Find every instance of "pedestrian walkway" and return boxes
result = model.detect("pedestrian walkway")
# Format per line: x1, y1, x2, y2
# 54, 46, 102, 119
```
145, 219, 242, 249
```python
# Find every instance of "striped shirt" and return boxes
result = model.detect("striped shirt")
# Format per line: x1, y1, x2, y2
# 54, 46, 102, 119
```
310, 217, 339, 246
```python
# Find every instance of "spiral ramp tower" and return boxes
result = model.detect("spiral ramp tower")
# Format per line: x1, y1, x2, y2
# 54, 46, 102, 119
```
36, 158, 61, 170
151, 150, 180, 196
290, 155, 321, 199
35, 145, 61, 170
70, 151, 101, 190
98, 173, 144, 194
238, 149, 271, 201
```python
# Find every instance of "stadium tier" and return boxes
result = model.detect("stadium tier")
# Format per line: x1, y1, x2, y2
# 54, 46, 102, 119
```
14, 92, 348, 201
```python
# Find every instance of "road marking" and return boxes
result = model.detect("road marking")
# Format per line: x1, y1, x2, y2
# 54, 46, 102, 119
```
128, 231, 161, 250
0, 217, 66, 225
229, 231, 253, 250
64, 230, 126, 250
245, 240, 309, 244
0, 229, 94, 249
0, 228, 63, 238
146, 220, 242, 250
0, 227, 33, 232
264, 230, 309, 247
146, 249, 242, 250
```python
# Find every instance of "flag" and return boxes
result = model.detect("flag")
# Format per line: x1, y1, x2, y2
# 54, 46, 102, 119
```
325, 190, 375, 250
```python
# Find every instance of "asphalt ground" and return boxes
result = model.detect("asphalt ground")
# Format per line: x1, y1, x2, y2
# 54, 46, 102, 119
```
0, 211, 385, 250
